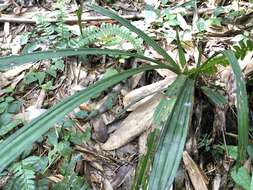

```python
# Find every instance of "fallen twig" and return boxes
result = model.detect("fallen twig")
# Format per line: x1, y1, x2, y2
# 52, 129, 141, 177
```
0, 14, 143, 24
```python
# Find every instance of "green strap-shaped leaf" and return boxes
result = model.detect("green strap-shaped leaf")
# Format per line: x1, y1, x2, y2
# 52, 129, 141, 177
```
87, 4, 181, 72
149, 78, 195, 189
201, 86, 228, 108
251, 174, 253, 190
132, 129, 159, 190
0, 48, 178, 73
176, 30, 186, 70
0, 65, 167, 172
222, 50, 249, 166
132, 75, 187, 190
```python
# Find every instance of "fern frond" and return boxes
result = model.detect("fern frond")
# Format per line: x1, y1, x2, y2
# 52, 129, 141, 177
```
8, 156, 40, 190
69, 24, 143, 51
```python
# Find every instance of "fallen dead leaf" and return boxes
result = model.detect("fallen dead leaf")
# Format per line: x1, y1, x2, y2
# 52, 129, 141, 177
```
48, 174, 64, 183
0, 74, 10, 88
111, 164, 133, 188
102, 93, 164, 150
3, 63, 32, 79
183, 151, 208, 190
123, 76, 175, 111
103, 178, 113, 190
79, 103, 92, 112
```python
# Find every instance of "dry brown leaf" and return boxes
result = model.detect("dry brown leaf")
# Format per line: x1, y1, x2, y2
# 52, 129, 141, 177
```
183, 151, 208, 190
239, 51, 253, 75
48, 174, 64, 183
0, 74, 10, 88
212, 174, 221, 190
79, 103, 92, 112
111, 164, 133, 188
91, 117, 108, 143
103, 178, 113, 190
123, 76, 175, 111
3, 63, 32, 79
138, 130, 149, 155
102, 93, 164, 150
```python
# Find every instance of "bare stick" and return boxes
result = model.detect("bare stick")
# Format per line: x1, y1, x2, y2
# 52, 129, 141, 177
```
0, 14, 143, 24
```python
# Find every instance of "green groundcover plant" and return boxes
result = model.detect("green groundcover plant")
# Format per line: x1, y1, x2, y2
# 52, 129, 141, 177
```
0, 4, 251, 189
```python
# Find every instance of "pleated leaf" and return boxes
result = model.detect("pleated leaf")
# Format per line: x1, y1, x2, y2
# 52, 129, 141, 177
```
222, 50, 249, 165
132, 129, 159, 190
149, 78, 195, 189
132, 75, 187, 190
0, 48, 174, 72
87, 4, 180, 72
0, 65, 166, 172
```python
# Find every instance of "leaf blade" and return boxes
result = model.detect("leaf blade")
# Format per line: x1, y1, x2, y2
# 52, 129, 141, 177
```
0, 48, 177, 73
149, 77, 195, 189
201, 86, 228, 108
132, 75, 187, 190
176, 29, 186, 70
222, 50, 249, 165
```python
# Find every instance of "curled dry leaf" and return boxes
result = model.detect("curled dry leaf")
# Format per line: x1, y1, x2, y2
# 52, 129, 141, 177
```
102, 93, 164, 150
123, 76, 176, 111
183, 151, 208, 190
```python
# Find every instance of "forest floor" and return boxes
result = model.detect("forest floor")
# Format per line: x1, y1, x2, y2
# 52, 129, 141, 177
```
0, 0, 253, 189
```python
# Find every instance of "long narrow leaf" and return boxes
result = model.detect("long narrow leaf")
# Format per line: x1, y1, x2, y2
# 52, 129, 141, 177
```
176, 30, 186, 70
0, 65, 167, 172
201, 86, 228, 108
149, 78, 195, 189
222, 50, 249, 166
0, 48, 177, 73
132, 75, 187, 190
132, 129, 159, 190
87, 4, 180, 72
251, 174, 253, 190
